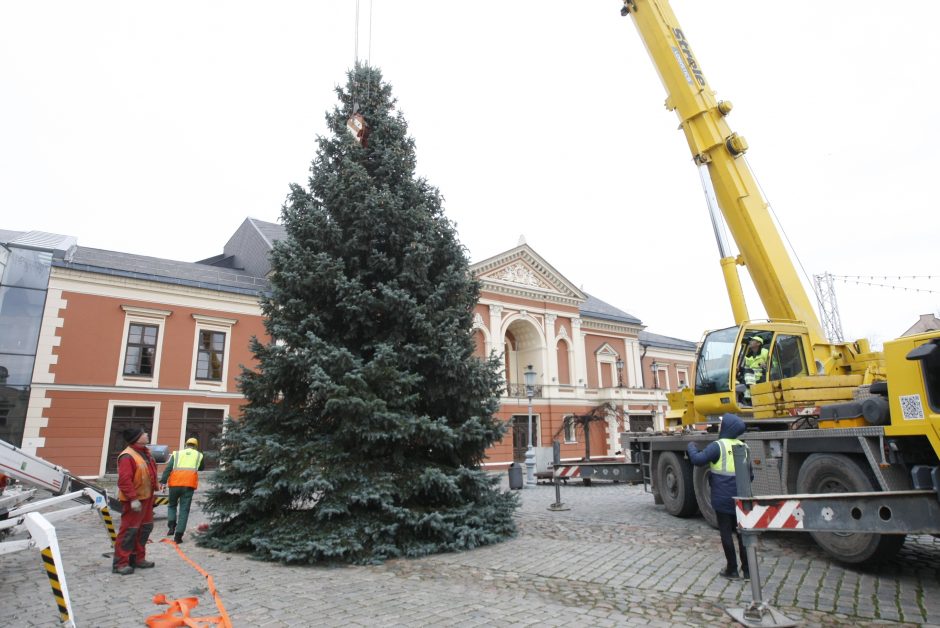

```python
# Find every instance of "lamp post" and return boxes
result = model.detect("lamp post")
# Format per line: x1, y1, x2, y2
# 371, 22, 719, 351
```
615, 357, 624, 388
524, 364, 537, 486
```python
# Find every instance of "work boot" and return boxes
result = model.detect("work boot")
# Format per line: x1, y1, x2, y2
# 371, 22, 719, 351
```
742, 570, 750, 580
718, 567, 740, 580
174, 532, 184, 544
134, 559, 155, 569
166, 525, 175, 537
112, 565, 134, 575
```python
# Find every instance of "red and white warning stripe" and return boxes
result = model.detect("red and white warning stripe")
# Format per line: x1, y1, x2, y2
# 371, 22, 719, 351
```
553, 465, 581, 478
736, 499, 804, 530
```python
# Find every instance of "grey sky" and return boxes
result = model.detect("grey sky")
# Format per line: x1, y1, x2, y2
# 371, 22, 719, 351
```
1, 1, 937, 346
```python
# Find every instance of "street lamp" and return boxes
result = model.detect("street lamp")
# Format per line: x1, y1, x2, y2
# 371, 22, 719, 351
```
615, 357, 624, 388
524, 364, 537, 486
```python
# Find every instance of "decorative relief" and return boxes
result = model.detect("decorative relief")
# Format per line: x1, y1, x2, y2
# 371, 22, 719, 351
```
492, 263, 548, 289
473, 313, 484, 326
489, 304, 503, 317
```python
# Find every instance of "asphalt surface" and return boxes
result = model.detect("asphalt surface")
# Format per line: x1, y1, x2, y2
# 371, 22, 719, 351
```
2, 477, 940, 627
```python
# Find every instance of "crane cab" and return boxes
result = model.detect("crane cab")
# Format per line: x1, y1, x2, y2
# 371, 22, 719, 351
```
687, 322, 814, 423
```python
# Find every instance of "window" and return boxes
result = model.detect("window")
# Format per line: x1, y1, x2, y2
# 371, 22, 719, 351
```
196, 330, 226, 381
116, 306, 170, 388
694, 326, 738, 395
190, 314, 236, 391
563, 415, 577, 443
123, 323, 159, 377
768, 334, 807, 381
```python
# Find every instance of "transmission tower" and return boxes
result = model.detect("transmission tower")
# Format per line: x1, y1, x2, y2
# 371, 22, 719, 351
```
814, 272, 844, 342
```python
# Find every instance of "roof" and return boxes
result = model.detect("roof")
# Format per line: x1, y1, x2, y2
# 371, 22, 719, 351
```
54, 246, 270, 297
250, 217, 286, 246
639, 330, 697, 352
580, 293, 642, 325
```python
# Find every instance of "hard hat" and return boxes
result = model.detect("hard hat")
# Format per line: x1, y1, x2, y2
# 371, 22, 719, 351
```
185, 437, 199, 447
749, 336, 764, 346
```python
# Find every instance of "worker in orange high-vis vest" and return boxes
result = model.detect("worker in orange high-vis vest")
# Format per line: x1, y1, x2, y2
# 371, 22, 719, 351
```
160, 437, 204, 544
113, 427, 158, 575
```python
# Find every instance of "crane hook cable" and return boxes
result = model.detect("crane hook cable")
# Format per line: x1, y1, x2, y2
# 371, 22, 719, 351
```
145, 539, 232, 627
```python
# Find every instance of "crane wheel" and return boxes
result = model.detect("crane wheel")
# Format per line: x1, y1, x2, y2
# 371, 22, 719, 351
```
797, 453, 906, 564
693, 466, 718, 529
656, 452, 698, 517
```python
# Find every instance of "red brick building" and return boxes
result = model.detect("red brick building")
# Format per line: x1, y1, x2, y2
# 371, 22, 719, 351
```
1, 221, 694, 477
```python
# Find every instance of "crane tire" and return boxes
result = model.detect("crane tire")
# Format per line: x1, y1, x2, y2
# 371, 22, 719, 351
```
657, 451, 698, 517
693, 465, 718, 529
797, 453, 906, 564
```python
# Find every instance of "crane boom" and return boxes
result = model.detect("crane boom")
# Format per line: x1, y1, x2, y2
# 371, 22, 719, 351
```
621, 0, 826, 348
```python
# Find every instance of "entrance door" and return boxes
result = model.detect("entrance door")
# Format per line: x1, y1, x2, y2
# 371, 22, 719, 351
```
105, 406, 155, 474
184, 408, 225, 470
510, 414, 540, 463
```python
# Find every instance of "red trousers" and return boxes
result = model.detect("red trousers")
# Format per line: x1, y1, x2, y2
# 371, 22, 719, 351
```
113, 496, 155, 569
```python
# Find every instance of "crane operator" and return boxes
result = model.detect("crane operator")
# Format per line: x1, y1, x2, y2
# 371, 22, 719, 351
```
740, 336, 769, 405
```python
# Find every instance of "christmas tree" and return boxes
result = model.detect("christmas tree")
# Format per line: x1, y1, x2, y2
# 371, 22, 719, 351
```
200, 65, 517, 564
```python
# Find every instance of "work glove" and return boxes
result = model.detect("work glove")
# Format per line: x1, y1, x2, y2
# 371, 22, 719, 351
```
130, 499, 142, 512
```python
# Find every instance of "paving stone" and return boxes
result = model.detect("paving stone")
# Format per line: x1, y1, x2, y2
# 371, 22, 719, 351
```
1, 480, 936, 626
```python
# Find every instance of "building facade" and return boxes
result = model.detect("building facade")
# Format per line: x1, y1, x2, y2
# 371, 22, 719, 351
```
1, 220, 695, 477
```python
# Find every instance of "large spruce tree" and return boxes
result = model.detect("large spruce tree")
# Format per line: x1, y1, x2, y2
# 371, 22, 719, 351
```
200, 65, 517, 564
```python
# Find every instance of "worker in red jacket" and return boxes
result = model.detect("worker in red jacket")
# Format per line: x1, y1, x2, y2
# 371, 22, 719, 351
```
113, 427, 158, 575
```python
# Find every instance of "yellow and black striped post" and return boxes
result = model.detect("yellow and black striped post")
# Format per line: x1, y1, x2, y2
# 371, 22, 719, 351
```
153, 495, 170, 507
40, 547, 72, 625
98, 504, 117, 547
25, 512, 76, 627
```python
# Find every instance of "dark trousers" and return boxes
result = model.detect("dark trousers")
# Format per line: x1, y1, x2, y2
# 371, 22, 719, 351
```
113, 496, 155, 569
167, 486, 195, 534
716, 510, 746, 572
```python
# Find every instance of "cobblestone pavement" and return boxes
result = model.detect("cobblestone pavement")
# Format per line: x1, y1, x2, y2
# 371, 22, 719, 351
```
3, 478, 940, 627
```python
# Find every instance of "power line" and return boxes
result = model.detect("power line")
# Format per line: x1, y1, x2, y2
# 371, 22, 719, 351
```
833, 278, 940, 294
832, 274, 936, 282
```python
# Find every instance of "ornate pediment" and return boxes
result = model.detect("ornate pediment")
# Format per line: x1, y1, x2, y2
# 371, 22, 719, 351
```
471, 244, 586, 306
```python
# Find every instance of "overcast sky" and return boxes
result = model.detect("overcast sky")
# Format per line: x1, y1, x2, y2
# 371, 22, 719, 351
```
2, 1, 937, 347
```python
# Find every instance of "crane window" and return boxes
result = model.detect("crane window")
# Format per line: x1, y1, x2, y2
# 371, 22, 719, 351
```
694, 326, 738, 395
768, 334, 807, 381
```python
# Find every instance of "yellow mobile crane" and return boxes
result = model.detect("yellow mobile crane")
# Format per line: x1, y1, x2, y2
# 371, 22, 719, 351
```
617, 0, 940, 564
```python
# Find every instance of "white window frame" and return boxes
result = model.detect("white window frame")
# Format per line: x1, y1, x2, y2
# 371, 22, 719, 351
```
563, 414, 577, 444
676, 367, 689, 389
116, 306, 171, 388
594, 343, 620, 389
98, 399, 161, 477
189, 314, 236, 392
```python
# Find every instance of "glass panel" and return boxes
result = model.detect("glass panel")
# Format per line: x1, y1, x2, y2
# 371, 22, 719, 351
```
211, 332, 224, 351
0, 384, 29, 447
128, 325, 142, 344
2, 249, 52, 289
124, 347, 141, 374
143, 326, 157, 345
112, 405, 154, 420
140, 347, 155, 375
769, 334, 807, 381
0, 354, 37, 386
694, 326, 738, 395
0, 287, 45, 354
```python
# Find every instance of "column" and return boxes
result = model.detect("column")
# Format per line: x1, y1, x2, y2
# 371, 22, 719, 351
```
543, 314, 557, 396
571, 317, 587, 388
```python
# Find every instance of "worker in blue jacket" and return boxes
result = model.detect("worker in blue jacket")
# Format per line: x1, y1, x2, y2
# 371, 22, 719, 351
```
687, 413, 750, 580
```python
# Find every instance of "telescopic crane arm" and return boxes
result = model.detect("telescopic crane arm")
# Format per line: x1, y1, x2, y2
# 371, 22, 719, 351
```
621, 0, 827, 350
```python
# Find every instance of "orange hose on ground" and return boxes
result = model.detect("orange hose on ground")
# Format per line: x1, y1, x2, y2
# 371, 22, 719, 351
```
145, 539, 233, 628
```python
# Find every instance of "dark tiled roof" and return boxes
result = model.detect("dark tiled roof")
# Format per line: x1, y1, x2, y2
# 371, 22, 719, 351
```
639, 330, 697, 352
580, 293, 642, 325
250, 218, 286, 246
54, 246, 270, 297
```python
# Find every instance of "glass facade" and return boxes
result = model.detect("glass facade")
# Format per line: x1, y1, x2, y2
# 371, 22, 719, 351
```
0, 246, 52, 446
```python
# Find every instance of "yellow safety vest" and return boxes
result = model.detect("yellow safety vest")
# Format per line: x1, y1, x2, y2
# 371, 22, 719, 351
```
744, 348, 769, 376
710, 438, 746, 476
167, 448, 204, 489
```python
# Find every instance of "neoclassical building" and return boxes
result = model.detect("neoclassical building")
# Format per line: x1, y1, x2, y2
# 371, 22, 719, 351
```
468, 242, 695, 470
1, 220, 694, 476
